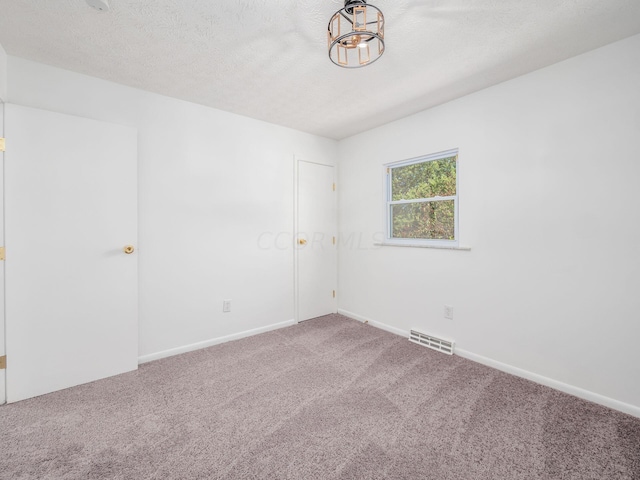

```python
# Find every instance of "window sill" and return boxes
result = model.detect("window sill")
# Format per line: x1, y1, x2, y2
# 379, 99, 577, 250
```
374, 242, 471, 251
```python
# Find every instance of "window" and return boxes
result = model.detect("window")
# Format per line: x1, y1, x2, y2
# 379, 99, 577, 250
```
385, 149, 458, 246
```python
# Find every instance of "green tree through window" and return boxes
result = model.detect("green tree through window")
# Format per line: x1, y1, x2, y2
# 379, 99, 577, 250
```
387, 153, 457, 242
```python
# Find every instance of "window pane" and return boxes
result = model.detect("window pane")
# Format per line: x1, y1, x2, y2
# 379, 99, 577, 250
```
391, 156, 456, 200
391, 200, 455, 240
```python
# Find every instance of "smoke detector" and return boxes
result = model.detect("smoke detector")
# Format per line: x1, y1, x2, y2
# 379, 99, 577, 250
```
86, 0, 110, 11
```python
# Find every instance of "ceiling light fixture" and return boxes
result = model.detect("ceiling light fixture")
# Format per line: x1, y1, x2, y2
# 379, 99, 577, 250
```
328, 0, 385, 68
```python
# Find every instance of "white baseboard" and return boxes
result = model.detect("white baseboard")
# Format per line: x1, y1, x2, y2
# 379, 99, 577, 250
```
453, 348, 640, 418
138, 319, 296, 365
337, 309, 640, 419
338, 309, 409, 337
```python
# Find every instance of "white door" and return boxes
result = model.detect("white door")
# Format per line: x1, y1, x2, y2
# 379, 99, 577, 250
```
296, 160, 337, 321
4, 104, 138, 403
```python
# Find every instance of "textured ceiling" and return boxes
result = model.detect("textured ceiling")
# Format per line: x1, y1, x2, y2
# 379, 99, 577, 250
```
1, 0, 640, 139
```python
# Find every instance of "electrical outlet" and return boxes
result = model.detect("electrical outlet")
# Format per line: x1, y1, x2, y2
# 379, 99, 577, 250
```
223, 300, 231, 313
444, 305, 453, 320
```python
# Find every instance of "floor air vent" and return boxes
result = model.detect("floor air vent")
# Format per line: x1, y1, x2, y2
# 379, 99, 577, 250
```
409, 330, 454, 355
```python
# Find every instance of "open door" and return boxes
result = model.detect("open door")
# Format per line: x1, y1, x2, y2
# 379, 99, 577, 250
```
296, 160, 337, 321
4, 104, 138, 402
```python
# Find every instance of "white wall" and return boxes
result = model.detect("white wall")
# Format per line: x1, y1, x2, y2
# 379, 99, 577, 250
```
7, 57, 337, 360
338, 34, 640, 415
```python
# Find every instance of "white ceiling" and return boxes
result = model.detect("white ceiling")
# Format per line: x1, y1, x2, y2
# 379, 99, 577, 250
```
1, 0, 640, 139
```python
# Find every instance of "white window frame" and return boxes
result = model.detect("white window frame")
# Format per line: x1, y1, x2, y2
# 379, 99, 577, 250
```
384, 148, 459, 247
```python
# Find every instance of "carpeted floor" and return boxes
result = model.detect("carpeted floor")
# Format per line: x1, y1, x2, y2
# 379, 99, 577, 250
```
1, 314, 639, 479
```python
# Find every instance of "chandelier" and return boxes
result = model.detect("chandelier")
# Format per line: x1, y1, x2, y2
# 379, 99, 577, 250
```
327, 0, 385, 68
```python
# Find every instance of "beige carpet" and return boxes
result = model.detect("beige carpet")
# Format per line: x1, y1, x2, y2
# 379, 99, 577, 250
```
1, 314, 639, 479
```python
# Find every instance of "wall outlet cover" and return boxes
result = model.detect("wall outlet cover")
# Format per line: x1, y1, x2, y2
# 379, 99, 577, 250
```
223, 300, 231, 313
444, 305, 453, 320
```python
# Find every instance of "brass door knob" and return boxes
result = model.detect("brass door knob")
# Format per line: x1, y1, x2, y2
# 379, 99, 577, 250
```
298, 239, 307, 245
123, 245, 135, 254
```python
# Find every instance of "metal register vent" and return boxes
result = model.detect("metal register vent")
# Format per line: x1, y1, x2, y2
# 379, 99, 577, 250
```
409, 330, 454, 355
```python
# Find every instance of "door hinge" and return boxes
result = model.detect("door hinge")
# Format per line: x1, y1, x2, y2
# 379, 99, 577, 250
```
332, 182, 336, 191
0, 247, 5, 261
0, 356, 5, 370
332, 236, 336, 245
332, 290, 336, 298
0, 137, 5, 152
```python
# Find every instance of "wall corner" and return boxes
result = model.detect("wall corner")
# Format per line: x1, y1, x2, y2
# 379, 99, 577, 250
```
0, 43, 7, 101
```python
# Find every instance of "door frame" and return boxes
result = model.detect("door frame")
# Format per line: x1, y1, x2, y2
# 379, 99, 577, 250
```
293, 156, 337, 323
0, 99, 5, 405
